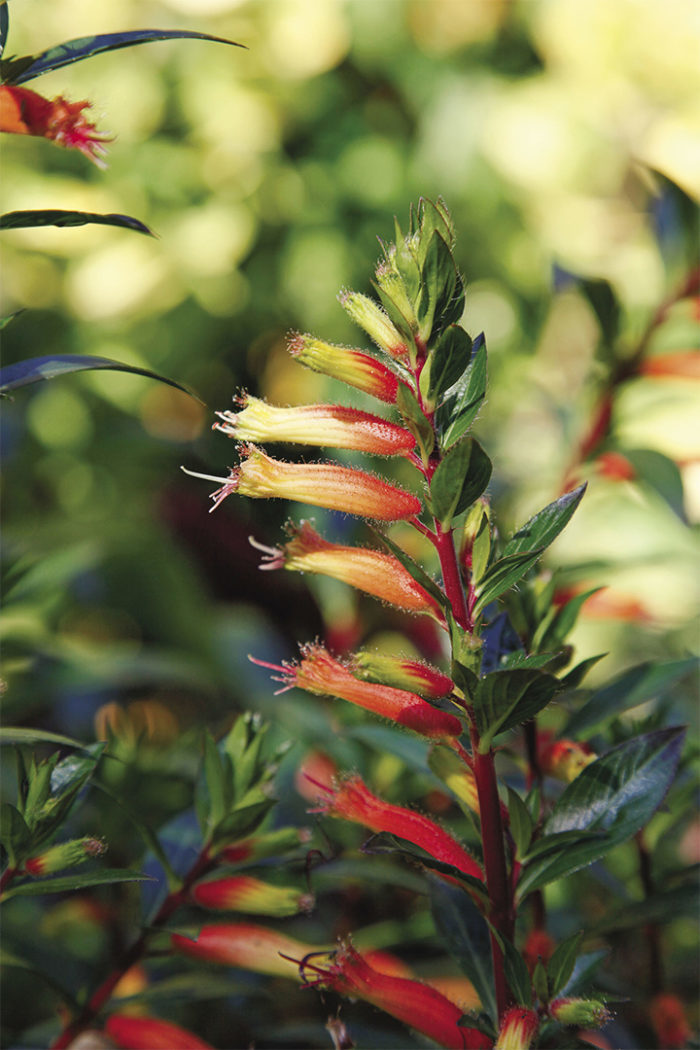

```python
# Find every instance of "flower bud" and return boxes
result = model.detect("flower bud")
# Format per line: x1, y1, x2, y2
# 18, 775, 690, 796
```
187, 445, 422, 520
494, 1006, 539, 1050
539, 735, 596, 782
216, 396, 415, 456
288, 334, 399, 403
218, 826, 310, 864
104, 1014, 214, 1049
261, 643, 462, 740
354, 650, 454, 698
192, 875, 312, 917
338, 290, 409, 360
550, 997, 611, 1028
648, 992, 691, 1049
314, 775, 483, 882
24, 837, 106, 877
253, 521, 442, 617
171, 923, 316, 979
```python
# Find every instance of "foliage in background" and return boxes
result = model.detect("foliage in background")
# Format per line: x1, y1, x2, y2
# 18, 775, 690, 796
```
1, 2, 699, 1048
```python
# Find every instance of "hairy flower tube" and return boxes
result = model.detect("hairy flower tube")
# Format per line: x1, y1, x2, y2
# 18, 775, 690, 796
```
354, 650, 454, 698
253, 521, 442, 617
494, 1007, 539, 1050
315, 775, 483, 882
550, 997, 611, 1028
300, 942, 491, 1050
104, 1014, 214, 1050
187, 445, 422, 519
288, 334, 399, 403
338, 290, 409, 360
258, 644, 462, 740
23, 837, 105, 877
191, 874, 312, 917
0, 84, 112, 166
171, 923, 317, 979
215, 395, 415, 456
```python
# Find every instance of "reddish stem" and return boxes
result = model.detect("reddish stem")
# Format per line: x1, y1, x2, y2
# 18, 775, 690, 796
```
434, 523, 470, 631
0, 865, 18, 895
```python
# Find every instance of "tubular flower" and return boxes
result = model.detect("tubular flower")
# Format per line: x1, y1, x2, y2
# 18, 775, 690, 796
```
171, 923, 317, 979
315, 775, 483, 882
288, 334, 399, 403
0, 84, 112, 167
215, 395, 415, 456
190, 445, 422, 520
648, 993, 691, 1049
354, 650, 454, 698
301, 942, 491, 1050
494, 1007, 539, 1050
550, 997, 611, 1028
24, 837, 105, 877
104, 1014, 214, 1050
539, 734, 596, 782
339, 290, 409, 360
191, 875, 312, 917
253, 521, 442, 617
262, 643, 462, 740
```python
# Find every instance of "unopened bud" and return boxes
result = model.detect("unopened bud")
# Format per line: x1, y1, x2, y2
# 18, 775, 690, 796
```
24, 837, 106, 877
550, 997, 611, 1028
540, 737, 596, 782
288, 333, 399, 404
339, 290, 409, 360
494, 1007, 539, 1050
192, 875, 313, 917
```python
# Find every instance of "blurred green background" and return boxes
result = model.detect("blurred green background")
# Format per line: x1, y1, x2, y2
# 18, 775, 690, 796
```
1, 2, 699, 1046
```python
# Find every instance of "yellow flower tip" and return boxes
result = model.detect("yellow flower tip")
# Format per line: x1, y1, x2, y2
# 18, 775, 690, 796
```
338, 290, 409, 361
495, 1007, 539, 1050
288, 332, 399, 404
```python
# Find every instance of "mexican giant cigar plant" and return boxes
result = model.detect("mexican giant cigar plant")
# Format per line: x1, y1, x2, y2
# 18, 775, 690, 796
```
186, 200, 690, 1049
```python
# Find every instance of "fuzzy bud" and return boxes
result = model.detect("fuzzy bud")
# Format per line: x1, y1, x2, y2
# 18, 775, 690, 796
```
550, 997, 611, 1028
24, 837, 106, 877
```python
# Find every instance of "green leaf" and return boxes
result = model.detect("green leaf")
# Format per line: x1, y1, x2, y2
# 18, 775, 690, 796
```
428, 874, 497, 1023
0, 309, 24, 331
436, 335, 488, 449
506, 787, 534, 858
564, 659, 697, 738
92, 780, 180, 891
534, 588, 602, 652
533, 959, 549, 1004
0, 804, 31, 866
202, 733, 232, 835
422, 326, 472, 406
503, 485, 586, 560
517, 831, 611, 898
1, 210, 153, 236
429, 437, 492, 528
548, 726, 685, 841
547, 930, 584, 997
395, 382, 434, 459
418, 198, 455, 257
1, 868, 151, 900
473, 550, 544, 617
558, 949, 608, 999
372, 528, 449, 611
473, 669, 559, 751
0, 727, 89, 750
210, 799, 275, 847
592, 878, 699, 934
625, 448, 686, 521
0, 353, 202, 401
2, 29, 245, 85
559, 654, 606, 690
417, 231, 457, 342
501, 936, 532, 1007
580, 278, 620, 346
0, 2, 8, 60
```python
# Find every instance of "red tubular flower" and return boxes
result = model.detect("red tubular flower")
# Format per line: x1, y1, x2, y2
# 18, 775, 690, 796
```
522, 928, 555, 973
187, 444, 422, 520
104, 1014, 214, 1049
354, 650, 454, 698
301, 942, 490, 1050
316, 775, 483, 882
649, 992, 691, 1049
494, 1007, 539, 1050
253, 521, 442, 617
259, 643, 462, 740
0, 84, 111, 166
171, 923, 316, 979
191, 874, 312, 917
215, 395, 413, 455
538, 733, 595, 782
288, 333, 399, 403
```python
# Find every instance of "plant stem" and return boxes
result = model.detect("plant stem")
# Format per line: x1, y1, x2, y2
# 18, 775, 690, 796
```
0, 865, 18, 896
433, 522, 470, 630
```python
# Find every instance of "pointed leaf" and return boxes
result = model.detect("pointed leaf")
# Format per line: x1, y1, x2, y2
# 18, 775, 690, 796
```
417, 230, 457, 341
625, 448, 686, 521
564, 659, 697, 738
0, 804, 31, 865
1, 868, 151, 899
0, 353, 202, 401
503, 485, 586, 560
423, 325, 472, 404
0, 310, 23, 331
428, 874, 497, 1022
1, 210, 153, 235
429, 437, 492, 528
474, 668, 559, 751
516, 831, 611, 898
547, 930, 584, 997
0, 2, 8, 60
395, 382, 434, 459
501, 936, 532, 1007
4, 29, 245, 85
361, 832, 486, 900
473, 550, 544, 616
506, 787, 533, 858
559, 654, 606, 690
0, 727, 89, 750
436, 334, 487, 449
580, 278, 620, 346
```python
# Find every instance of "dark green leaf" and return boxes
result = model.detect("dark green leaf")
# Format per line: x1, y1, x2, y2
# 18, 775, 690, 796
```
557, 949, 608, 999
4, 29, 245, 85
592, 878, 699, 933
424, 326, 472, 404
361, 833, 486, 900
428, 874, 497, 1022
395, 382, 434, 459
372, 528, 448, 611
533, 959, 549, 1004
210, 799, 274, 847
1, 868, 151, 899
517, 831, 611, 897
417, 231, 457, 342
625, 448, 686, 520
547, 930, 583, 997
202, 733, 231, 834
0, 727, 89, 750
547, 726, 685, 841
580, 278, 620, 346
473, 669, 559, 751
0, 2, 8, 60
534, 588, 602, 651
0, 309, 24, 331
559, 654, 607, 690
92, 780, 180, 890
506, 787, 534, 858
0, 804, 31, 865
1, 210, 153, 235
418, 198, 455, 257
473, 550, 544, 616
436, 335, 487, 449
429, 437, 492, 528
564, 659, 697, 738
501, 937, 532, 1007
0, 353, 203, 402
503, 485, 586, 560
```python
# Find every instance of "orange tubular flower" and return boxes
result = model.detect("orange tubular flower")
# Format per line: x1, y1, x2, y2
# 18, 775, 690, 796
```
170, 923, 316, 979
252, 521, 442, 617
315, 775, 483, 882
301, 942, 491, 1050
191, 874, 312, 917
257, 643, 462, 741
288, 334, 399, 403
539, 734, 596, 782
0, 84, 112, 166
494, 1007, 539, 1050
354, 650, 454, 698
649, 992, 691, 1049
188, 444, 422, 520
104, 1014, 214, 1050
639, 351, 700, 380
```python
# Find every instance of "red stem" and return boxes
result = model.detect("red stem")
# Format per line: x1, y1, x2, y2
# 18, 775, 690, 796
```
434, 522, 470, 631
0, 865, 18, 895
